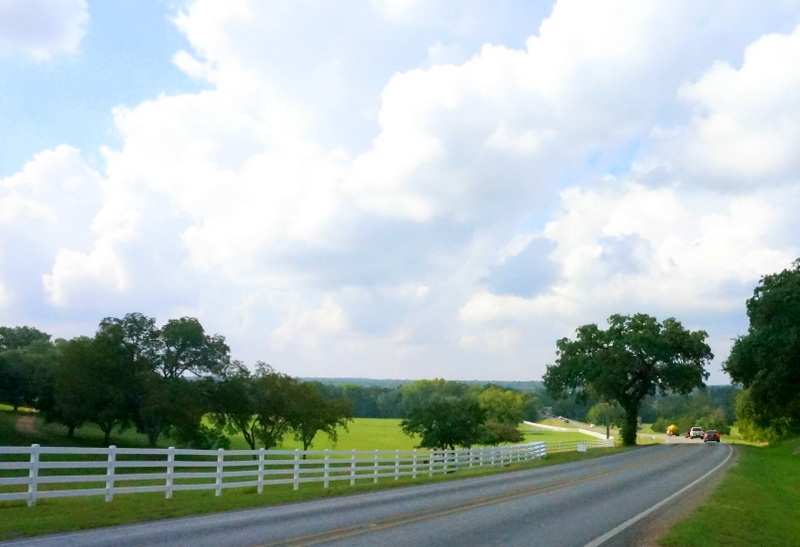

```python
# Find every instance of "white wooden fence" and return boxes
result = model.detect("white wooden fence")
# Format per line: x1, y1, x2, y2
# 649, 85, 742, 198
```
545, 439, 614, 453
1, 442, 554, 507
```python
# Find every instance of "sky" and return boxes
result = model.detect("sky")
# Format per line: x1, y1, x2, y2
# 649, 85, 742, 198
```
2, 0, 800, 385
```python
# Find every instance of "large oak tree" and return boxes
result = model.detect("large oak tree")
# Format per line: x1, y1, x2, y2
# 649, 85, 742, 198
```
544, 313, 712, 445
724, 260, 800, 437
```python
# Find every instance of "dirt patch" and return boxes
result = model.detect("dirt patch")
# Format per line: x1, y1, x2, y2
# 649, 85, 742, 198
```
14, 414, 52, 441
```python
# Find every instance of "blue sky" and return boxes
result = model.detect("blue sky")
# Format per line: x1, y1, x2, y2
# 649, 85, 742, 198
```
2, 0, 800, 384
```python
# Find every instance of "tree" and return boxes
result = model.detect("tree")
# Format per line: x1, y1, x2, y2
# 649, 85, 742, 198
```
94, 313, 232, 447
585, 401, 624, 438
544, 314, 712, 445
724, 260, 800, 437
251, 366, 300, 450
158, 317, 231, 379
733, 388, 789, 442
401, 395, 486, 450
289, 382, 352, 453
0, 326, 56, 411
210, 364, 260, 450
477, 386, 525, 444
54, 337, 133, 444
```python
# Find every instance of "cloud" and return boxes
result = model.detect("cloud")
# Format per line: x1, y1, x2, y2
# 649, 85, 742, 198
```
0, 0, 88, 61
0, 146, 103, 316
673, 24, 800, 188
3, 1, 800, 384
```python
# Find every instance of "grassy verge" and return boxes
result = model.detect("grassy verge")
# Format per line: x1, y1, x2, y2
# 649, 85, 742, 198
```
659, 436, 800, 546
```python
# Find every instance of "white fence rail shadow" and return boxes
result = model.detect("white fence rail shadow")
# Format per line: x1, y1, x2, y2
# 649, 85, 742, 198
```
1, 442, 555, 507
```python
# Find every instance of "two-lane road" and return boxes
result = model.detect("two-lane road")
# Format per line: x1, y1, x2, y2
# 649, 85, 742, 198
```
2, 443, 733, 547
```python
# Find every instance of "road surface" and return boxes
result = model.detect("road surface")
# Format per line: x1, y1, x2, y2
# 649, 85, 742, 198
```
2, 443, 733, 547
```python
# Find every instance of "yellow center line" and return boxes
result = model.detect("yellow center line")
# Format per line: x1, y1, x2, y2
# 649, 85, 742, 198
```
260, 447, 688, 547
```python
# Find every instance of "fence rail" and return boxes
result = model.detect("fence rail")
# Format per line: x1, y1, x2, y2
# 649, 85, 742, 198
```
1, 442, 555, 507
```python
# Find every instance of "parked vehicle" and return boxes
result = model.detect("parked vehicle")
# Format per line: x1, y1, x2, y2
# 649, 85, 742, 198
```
666, 424, 679, 436
703, 430, 721, 442
689, 426, 704, 439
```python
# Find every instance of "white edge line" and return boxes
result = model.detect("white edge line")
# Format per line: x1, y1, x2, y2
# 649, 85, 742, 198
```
584, 443, 733, 547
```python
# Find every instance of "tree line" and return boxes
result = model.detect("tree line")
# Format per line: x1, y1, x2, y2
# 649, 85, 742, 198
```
0, 313, 540, 451
0, 313, 352, 450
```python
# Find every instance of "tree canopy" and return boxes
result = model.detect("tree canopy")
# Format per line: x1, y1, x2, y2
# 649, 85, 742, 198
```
724, 259, 800, 438
544, 313, 712, 445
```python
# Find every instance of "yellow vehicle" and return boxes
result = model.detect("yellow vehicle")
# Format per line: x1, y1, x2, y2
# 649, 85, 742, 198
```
666, 424, 680, 436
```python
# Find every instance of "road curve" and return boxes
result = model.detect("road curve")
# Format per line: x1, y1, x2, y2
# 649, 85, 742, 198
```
1, 443, 733, 547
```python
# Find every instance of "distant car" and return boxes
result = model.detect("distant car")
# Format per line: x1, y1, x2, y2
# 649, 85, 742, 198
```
689, 426, 704, 439
703, 430, 721, 442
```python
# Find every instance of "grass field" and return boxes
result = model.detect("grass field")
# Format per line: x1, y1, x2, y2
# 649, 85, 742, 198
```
0, 409, 603, 451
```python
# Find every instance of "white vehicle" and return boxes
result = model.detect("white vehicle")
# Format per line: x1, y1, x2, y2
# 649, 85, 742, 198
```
689, 426, 703, 439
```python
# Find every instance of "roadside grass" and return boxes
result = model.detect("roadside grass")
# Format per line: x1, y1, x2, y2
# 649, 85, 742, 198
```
659, 436, 800, 546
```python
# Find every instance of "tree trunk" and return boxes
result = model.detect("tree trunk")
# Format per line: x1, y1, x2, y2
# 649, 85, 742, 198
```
147, 428, 160, 448
67, 424, 76, 438
620, 402, 639, 446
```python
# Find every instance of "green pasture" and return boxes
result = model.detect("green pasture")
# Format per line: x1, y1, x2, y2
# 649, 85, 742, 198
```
1, 410, 603, 452
224, 418, 419, 452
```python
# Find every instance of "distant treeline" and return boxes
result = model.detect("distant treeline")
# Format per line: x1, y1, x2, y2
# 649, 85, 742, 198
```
306, 378, 544, 393
0, 315, 541, 450
1, 312, 739, 450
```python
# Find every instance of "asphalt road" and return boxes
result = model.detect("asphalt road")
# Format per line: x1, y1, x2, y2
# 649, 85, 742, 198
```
2, 442, 733, 547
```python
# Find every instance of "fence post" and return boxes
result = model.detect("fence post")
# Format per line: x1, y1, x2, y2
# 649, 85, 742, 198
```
394, 450, 400, 481
429, 450, 434, 477
166, 446, 175, 499
412, 449, 418, 479
215, 448, 224, 497
373, 450, 379, 484
27, 444, 40, 507
293, 449, 300, 491
105, 445, 117, 502
324, 449, 330, 488
350, 449, 356, 486
257, 448, 265, 495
